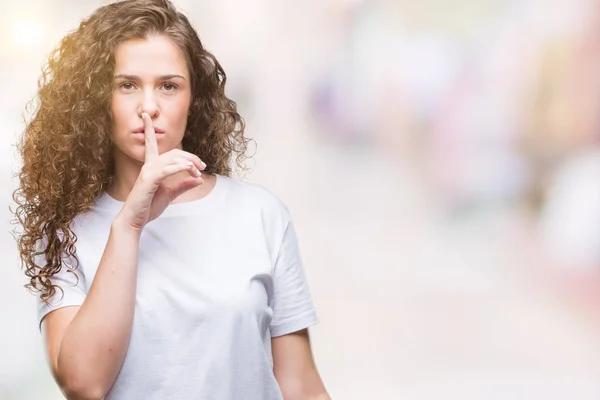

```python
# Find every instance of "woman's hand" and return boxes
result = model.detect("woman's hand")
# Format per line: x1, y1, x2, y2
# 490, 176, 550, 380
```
118, 112, 205, 230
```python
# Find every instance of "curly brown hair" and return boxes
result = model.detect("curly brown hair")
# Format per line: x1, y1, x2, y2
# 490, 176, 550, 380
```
11, 0, 253, 304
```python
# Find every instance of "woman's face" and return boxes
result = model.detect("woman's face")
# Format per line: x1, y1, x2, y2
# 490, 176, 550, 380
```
110, 34, 192, 163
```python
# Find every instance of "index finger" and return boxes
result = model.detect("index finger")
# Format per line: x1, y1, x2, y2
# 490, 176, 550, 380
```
142, 113, 158, 163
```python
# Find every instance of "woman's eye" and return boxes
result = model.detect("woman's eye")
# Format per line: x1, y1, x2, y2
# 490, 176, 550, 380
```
161, 83, 177, 91
120, 82, 135, 90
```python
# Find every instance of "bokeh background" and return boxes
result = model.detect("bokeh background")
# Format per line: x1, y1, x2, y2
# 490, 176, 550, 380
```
2, 0, 600, 399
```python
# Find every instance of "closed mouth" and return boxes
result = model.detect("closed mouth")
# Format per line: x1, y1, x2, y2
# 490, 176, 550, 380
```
132, 126, 165, 134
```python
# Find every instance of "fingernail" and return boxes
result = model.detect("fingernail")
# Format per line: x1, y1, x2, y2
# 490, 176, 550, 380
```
201, 161, 207, 169
195, 168, 201, 177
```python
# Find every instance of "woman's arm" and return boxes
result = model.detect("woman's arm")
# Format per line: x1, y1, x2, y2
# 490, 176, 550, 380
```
41, 115, 205, 400
272, 329, 330, 400
42, 217, 141, 400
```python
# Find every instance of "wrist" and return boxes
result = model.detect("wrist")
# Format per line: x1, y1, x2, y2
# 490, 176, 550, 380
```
112, 213, 143, 238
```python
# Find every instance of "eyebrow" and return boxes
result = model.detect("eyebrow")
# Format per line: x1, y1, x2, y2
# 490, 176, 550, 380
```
114, 74, 186, 81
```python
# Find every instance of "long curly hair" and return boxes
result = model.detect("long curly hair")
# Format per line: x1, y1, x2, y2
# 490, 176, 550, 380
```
12, 0, 253, 303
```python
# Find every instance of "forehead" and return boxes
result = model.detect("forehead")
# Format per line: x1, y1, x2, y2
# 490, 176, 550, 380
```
113, 35, 189, 77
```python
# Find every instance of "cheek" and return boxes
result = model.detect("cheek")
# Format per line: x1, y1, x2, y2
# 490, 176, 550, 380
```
110, 97, 128, 129
166, 96, 191, 131
109, 97, 137, 156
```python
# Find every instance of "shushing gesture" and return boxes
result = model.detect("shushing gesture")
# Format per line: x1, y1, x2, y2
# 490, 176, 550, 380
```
119, 112, 205, 230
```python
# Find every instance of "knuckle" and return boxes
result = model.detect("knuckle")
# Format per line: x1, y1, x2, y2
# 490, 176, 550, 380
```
176, 148, 194, 160
140, 164, 160, 183
171, 148, 185, 157
158, 167, 169, 179
168, 149, 187, 161
174, 157, 187, 165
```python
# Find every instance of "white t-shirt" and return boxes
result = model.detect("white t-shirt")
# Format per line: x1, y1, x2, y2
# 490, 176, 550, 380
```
37, 174, 319, 399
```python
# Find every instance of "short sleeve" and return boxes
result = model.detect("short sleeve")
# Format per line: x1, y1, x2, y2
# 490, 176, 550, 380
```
269, 216, 319, 338
36, 248, 87, 330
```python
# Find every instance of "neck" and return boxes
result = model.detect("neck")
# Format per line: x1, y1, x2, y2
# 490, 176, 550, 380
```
107, 148, 144, 201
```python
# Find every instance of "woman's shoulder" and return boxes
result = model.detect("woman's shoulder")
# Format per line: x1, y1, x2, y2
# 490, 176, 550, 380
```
66, 194, 120, 235
221, 174, 291, 217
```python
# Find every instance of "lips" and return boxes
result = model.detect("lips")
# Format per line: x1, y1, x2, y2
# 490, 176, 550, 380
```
132, 125, 165, 134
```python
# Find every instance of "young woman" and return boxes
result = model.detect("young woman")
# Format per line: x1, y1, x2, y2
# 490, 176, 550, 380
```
12, 1, 329, 399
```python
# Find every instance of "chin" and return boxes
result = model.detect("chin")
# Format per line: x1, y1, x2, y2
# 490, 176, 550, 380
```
129, 150, 147, 164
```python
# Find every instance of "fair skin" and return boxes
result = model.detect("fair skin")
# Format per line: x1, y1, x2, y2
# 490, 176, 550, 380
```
106, 34, 214, 204
41, 34, 329, 399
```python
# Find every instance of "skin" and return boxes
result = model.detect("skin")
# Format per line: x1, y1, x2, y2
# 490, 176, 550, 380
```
41, 34, 329, 399
107, 34, 215, 205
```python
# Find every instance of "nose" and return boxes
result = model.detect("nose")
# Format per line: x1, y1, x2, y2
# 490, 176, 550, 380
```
137, 89, 160, 119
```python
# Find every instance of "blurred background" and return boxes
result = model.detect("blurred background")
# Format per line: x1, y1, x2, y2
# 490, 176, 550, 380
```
2, 0, 600, 399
